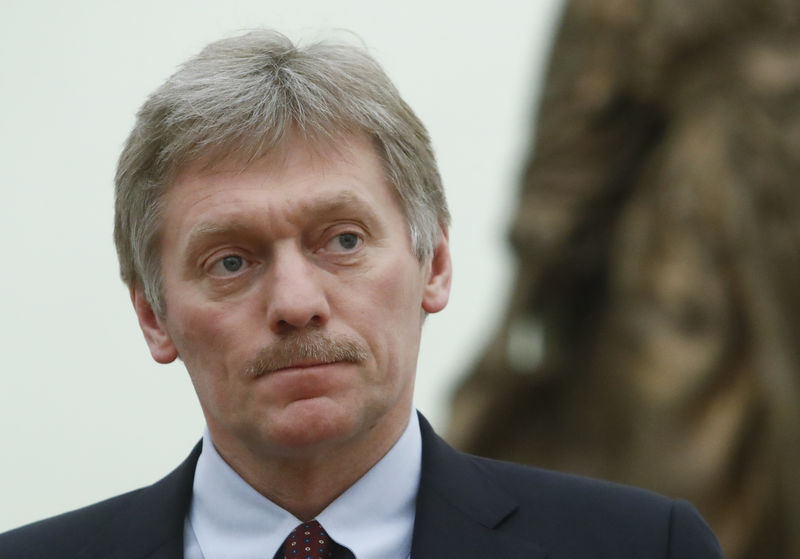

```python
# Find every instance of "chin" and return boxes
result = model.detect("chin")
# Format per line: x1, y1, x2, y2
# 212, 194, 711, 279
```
260, 398, 365, 453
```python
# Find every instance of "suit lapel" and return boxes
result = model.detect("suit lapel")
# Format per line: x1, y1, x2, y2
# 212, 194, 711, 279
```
411, 415, 548, 559
79, 443, 201, 559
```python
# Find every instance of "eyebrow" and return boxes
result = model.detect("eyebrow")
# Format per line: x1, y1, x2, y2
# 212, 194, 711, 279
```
181, 221, 256, 269
182, 191, 384, 261
302, 191, 382, 223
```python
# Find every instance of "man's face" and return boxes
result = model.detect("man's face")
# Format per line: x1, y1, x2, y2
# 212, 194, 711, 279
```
132, 133, 451, 462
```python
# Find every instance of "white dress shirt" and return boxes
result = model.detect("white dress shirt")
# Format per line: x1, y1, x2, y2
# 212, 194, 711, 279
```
184, 410, 421, 559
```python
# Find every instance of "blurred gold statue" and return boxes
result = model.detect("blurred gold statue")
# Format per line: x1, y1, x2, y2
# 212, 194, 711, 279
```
450, 1, 800, 557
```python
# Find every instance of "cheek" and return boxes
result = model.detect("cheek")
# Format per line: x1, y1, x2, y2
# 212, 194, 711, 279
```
357, 260, 425, 371
165, 298, 255, 396
171, 303, 231, 358
379, 261, 426, 321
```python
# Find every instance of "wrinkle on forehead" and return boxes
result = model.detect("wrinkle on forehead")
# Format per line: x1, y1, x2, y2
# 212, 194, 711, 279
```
171, 129, 374, 189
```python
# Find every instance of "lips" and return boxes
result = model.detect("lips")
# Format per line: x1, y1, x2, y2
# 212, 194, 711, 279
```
254, 359, 357, 403
272, 360, 339, 372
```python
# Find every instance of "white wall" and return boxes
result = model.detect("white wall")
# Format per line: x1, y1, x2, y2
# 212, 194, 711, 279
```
0, 0, 563, 531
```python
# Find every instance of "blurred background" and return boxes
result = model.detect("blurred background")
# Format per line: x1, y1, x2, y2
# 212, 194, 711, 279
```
3, 2, 799, 558
449, 2, 800, 558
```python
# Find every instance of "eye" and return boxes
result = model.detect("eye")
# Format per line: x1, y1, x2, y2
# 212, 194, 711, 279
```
337, 233, 360, 250
207, 253, 248, 276
325, 232, 363, 253
221, 255, 243, 272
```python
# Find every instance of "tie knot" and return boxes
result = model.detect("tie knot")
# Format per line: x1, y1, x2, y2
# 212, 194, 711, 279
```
282, 520, 335, 559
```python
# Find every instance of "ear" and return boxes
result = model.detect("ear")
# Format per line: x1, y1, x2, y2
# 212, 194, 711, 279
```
130, 286, 179, 364
422, 226, 452, 314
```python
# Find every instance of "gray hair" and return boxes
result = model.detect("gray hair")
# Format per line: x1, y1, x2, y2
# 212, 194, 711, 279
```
114, 29, 449, 317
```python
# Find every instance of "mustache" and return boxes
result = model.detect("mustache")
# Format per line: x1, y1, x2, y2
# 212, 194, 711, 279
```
244, 331, 369, 378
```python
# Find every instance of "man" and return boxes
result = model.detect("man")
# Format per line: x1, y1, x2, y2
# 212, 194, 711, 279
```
0, 30, 725, 558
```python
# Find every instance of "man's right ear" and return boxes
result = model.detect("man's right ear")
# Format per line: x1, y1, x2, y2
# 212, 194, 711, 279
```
130, 286, 179, 364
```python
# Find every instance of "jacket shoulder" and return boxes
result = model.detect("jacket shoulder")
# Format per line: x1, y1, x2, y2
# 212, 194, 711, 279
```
0, 442, 201, 559
468, 454, 724, 557
0, 488, 146, 558
471, 452, 674, 513
417, 414, 725, 557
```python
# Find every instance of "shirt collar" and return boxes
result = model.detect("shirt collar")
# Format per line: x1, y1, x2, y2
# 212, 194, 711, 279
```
189, 410, 421, 559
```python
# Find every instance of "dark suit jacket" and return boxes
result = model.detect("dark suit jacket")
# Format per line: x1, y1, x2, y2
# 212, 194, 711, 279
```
0, 415, 725, 558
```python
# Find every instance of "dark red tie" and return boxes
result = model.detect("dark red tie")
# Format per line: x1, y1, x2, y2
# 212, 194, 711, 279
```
281, 520, 338, 559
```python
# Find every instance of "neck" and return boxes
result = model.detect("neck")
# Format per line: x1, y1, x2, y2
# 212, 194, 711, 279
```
208, 407, 412, 520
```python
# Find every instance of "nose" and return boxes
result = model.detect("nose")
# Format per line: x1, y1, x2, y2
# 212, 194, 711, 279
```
265, 245, 330, 335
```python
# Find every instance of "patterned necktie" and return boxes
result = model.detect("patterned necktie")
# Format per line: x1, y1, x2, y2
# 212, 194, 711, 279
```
280, 520, 339, 559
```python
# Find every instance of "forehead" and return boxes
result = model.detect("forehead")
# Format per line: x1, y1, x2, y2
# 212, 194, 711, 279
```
161, 132, 408, 241
173, 130, 385, 188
